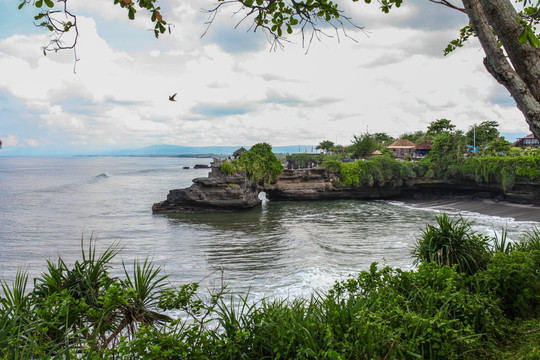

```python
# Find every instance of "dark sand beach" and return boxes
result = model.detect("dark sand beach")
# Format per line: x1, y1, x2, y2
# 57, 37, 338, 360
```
402, 198, 540, 223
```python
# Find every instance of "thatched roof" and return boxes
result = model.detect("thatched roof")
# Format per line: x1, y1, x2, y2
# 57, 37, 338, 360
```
371, 150, 383, 155
233, 147, 247, 158
387, 139, 416, 149
415, 141, 432, 150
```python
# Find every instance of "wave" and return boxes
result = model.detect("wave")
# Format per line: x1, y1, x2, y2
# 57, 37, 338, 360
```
118, 167, 189, 177
89, 173, 110, 183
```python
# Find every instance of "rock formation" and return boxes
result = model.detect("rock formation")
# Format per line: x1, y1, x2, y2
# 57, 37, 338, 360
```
152, 159, 261, 213
153, 163, 540, 214
264, 168, 405, 201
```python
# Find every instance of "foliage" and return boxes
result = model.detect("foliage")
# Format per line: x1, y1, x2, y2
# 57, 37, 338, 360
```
4, 223, 540, 358
286, 153, 345, 168
316, 140, 335, 154
325, 262, 504, 359
232, 143, 283, 186
400, 130, 429, 145
0, 237, 177, 358
427, 118, 456, 135
372, 132, 395, 146
515, 228, 540, 252
465, 121, 500, 147
420, 131, 465, 179
20, 0, 168, 38
321, 159, 343, 173
475, 250, 540, 318
486, 137, 512, 155
325, 155, 416, 187
220, 160, 234, 175
350, 132, 378, 158
412, 214, 491, 275
458, 153, 540, 192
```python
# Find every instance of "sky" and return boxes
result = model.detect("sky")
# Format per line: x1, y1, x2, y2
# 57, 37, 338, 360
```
0, 0, 532, 156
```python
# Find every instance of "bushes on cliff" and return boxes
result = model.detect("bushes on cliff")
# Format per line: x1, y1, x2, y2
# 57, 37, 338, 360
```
219, 160, 235, 175
457, 154, 540, 192
231, 143, 283, 186
323, 156, 416, 187
286, 153, 344, 167
419, 132, 465, 179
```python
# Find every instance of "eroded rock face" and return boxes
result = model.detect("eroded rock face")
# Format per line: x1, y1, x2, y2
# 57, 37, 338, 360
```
264, 168, 406, 201
152, 160, 261, 214
153, 164, 540, 214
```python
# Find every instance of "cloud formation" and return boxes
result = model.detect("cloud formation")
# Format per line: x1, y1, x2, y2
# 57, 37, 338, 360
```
0, 0, 531, 155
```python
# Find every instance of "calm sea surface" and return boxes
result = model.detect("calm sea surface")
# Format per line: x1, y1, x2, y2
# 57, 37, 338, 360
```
1, 156, 539, 300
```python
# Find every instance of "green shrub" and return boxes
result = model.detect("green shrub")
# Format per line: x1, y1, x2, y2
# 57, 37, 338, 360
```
475, 250, 540, 318
458, 154, 540, 192
233, 143, 283, 186
412, 214, 490, 275
321, 159, 342, 173
325, 262, 504, 359
515, 228, 540, 252
220, 160, 235, 175
329, 157, 416, 187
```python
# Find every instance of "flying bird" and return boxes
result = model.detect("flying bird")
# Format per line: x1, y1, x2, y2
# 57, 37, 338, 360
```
169, 93, 177, 102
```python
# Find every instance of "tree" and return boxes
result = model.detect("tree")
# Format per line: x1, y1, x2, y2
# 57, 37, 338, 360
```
372, 132, 394, 146
233, 142, 283, 185
400, 130, 427, 144
427, 118, 456, 135
465, 120, 500, 146
316, 140, 335, 154
350, 133, 377, 158
422, 131, 465, 178
20, 0, 540, 139
487, 137, 513, 155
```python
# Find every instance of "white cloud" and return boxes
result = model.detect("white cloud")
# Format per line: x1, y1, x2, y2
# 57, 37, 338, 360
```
4, 135, 18, 146
25, 138, 38, 146
0, 0, 531, 154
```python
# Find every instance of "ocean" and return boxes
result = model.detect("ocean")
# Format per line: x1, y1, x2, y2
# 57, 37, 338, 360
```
0, 156, 539, 300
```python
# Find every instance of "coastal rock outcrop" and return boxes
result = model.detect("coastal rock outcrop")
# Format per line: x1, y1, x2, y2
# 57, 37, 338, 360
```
263, 168, 406, 201
153, 164, 540, 214
152, 159, 261, 213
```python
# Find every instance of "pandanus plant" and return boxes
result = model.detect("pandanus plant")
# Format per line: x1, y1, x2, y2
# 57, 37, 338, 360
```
412, 214, 490, 275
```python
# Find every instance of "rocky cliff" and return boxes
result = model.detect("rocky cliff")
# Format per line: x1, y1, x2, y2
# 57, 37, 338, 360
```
153, 165, 540, 214
152, 159, 261, 214
266, 169, 540, 205
263, 168, 406, 201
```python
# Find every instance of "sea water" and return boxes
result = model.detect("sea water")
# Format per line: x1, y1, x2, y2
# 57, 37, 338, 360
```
0, 156, 538, 300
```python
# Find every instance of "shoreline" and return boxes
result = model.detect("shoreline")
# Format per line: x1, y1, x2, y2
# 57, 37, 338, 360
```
400, 197, 540, 223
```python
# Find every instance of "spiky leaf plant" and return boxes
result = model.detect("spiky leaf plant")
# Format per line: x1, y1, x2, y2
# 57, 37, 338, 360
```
412, 214, 490, 275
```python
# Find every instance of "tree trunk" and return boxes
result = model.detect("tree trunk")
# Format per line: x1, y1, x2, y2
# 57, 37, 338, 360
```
462, 0, 540, 140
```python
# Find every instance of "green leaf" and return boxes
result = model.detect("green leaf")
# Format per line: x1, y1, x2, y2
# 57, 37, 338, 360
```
527, 30, 540, 48
44, 0, 54, 8
519, 27, 529, 44
35, 0, 43, 7
18, 2, 25, 10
